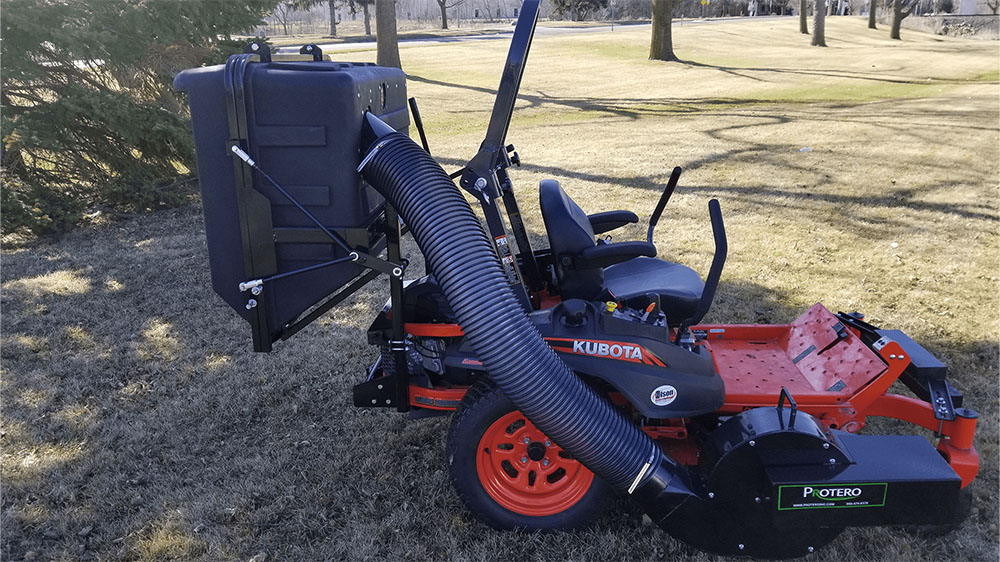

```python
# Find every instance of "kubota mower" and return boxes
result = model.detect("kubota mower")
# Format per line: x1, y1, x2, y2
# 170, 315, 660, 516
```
174, 1, 979, 557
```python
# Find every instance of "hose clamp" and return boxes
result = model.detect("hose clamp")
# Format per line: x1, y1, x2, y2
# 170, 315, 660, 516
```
627, 448, 658, 495
357, 139, 393, 173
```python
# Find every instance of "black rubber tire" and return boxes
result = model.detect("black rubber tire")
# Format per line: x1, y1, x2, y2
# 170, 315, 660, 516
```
446, 378, 612, 531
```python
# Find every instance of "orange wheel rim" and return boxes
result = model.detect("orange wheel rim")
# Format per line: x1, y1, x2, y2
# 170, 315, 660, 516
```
476, 410, 595, 517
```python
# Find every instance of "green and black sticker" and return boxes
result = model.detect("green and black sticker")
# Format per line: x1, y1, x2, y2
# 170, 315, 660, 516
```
777, 483, 888, 510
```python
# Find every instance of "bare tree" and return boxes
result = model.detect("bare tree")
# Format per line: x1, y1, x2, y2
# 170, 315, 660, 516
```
349, 0, 374, 35
811, 0, 826, 45
272, 1, 298, 35
295, 0, 339, 36
649, 0, 678, 61
800, 0, 809, 33
436, 0, 465, 28
868, 0, 876, 28
890, 0, 917, 38
986, 0, 998, 14
552, 0, 610, 20
376, 0, 401, 68
328, 0, 339, 35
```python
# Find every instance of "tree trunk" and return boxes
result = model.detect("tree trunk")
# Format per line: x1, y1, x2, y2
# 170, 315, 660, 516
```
438, 0, 449, 28
376, 0, 401, 68
329, 0, 338, 36
868, 0, 877, 27
649, 0, 677, 61
362, 2, 372, 36
800, 0, 808, 32
811, 0, 826, 45
890, 0, 907, 38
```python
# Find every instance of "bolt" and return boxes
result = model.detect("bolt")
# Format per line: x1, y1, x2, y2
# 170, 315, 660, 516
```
251, 43, 259, 51
523, 437, 530, 444
385, 400, 391, 405
521, 457, 528, 464
889, 354, 896, 359
543, 459, 549, 466
708, 492, 715, 499
245, 299, 257, 310
392, 267, 403, 278
474, 177, 487, 189
371, 399, 377, 404
305, 45, 313, 51
899, 354, 905, 360
822, 443, 830, 449
808, 546, 815, 553
377, 384, 383, 390
545, 440, 551, 447
251, 285, 262, 296
754, 497, 761, 503
828, 458, 837, 464
748, 440, 756, 447
738, 544, 745, 551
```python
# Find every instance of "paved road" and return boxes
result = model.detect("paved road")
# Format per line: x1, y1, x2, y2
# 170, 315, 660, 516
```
276, 16, 787, 53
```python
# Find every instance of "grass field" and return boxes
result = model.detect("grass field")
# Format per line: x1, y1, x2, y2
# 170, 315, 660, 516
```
3, 16, 998, 562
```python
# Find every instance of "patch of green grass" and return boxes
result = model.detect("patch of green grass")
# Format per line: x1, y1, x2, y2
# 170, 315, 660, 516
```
973, 69, 1000, 82
755, 80, 953, 102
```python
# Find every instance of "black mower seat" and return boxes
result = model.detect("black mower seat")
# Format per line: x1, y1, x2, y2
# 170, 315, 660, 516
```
539, 179, 705, 323
604, 257, 703, 322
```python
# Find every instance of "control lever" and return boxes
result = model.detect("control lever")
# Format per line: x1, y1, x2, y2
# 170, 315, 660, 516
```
648, 166, 682, 244
675, 199, 727, 343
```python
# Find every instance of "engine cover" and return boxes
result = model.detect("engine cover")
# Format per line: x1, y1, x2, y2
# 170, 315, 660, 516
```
532, 300, 725, 419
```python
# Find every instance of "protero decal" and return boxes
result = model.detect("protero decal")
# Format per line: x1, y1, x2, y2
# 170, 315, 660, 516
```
803, 486, 861, 500
777, 483, 888, 510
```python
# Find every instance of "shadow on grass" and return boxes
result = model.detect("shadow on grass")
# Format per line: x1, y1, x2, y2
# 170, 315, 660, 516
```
432, 151, 997, 235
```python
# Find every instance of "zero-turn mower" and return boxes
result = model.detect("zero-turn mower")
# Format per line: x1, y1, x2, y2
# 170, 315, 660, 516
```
174, 2, 979, 557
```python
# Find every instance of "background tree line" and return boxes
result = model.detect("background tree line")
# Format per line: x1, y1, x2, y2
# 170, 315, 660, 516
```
2, 0, 957, 236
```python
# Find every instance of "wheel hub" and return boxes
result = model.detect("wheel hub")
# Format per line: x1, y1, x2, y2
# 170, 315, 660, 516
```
527, 441, 546, 461
476, 410, 596, 516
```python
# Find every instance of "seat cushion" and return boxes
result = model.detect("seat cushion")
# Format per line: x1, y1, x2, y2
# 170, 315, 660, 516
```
604, 257, 704, 323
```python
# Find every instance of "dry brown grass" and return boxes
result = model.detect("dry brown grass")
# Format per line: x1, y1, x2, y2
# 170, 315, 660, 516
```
3, 16, 998, 562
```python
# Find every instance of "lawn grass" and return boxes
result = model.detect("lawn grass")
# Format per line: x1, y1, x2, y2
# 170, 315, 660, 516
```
2, 16, 998, 562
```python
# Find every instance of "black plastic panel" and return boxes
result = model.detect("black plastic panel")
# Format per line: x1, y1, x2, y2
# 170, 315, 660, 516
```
767, 432, 961, 527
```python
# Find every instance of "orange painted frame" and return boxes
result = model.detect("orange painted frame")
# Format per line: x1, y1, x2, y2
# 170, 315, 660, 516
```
400, 318, 980, 487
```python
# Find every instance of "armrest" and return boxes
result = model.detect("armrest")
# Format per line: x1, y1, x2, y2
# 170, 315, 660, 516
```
588, 210, 639, 235
576, 241, 656, 269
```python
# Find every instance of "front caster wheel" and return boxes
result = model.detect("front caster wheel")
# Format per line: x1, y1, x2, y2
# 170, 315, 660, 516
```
446, 379, 611, 531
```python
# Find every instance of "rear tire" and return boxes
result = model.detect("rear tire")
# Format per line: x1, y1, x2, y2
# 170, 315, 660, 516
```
446, 379, 611, 531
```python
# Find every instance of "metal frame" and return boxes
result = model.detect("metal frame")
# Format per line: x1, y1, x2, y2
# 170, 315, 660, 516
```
457, 0, 545, 304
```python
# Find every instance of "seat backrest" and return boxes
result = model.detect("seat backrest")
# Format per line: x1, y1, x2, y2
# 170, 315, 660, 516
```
539, 179, 604, 300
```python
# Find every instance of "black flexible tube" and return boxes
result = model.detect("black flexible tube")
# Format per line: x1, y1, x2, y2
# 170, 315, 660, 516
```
358, 113, 694, 515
